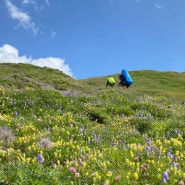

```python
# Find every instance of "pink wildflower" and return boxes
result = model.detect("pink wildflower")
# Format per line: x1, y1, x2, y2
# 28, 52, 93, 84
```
179, 180, 184, 185
69, 167, 76, 173
134, 156, 139, 162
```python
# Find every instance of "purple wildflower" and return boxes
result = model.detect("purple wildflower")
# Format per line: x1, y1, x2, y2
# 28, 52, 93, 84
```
157, 149, 161, 159
37, 154, 44, 163
145, 145, 150, 151
78, 159, 83, 166
173, 155, 178, 162
146, 138, 151, 145
51, 161, 55, 167
162, 172, 169, 183
92, 131, 101, 144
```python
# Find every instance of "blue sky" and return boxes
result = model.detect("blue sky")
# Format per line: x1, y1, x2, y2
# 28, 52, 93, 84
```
0, 0, 185, 79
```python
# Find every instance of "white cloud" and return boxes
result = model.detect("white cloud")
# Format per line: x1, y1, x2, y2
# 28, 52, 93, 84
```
22, 0, 35, 5
0, 44, 31, 63
39, 0, 49, 10
0, 44, 73, 77
5, 0, 39, 35
44, 0, 49, 6
22, 0, 37, 10
155, 4, 162, 9
30, 58, 72, 75
49, 30, 56, 38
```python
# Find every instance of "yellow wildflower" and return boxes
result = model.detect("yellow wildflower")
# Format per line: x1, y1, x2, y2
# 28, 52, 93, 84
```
106, 171, 112, 177
133, 172, 139, 180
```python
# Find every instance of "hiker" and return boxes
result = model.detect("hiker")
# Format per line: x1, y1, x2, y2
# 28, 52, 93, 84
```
106, 76, 115, 87
119, 69, 133, 90
118, 74, 130, 89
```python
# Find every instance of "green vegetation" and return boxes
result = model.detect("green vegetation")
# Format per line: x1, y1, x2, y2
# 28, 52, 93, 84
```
83, 70, 185, 99
0, 63, 184, 185
0, 63, 86, 91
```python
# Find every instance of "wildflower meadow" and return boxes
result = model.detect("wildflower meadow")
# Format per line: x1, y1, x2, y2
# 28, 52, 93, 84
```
0, 67, 184, 185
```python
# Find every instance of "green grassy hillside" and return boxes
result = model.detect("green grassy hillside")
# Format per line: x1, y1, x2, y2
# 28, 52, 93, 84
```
83, 70, 185, 99
0, 63, 86, 91
1, 63, 185, 99
0, 63, 184, 185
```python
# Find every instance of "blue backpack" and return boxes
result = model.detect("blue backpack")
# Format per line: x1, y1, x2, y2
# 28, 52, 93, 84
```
122, 69, 133, 85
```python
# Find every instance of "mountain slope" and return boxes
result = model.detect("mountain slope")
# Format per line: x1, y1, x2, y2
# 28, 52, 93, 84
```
82, 70, 185, 99
0, 63, 185, 184
0, 63, 184, 99
0, 63, 87, 91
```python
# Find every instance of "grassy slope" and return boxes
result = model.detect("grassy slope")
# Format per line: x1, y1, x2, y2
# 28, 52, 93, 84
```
0, 63, 185, 184
1, 63, 185, 99
0, 63, 87, 91
82, 70, 185, 100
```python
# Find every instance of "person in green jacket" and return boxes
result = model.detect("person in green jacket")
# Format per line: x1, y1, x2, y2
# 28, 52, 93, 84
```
106, 76, 115, 87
